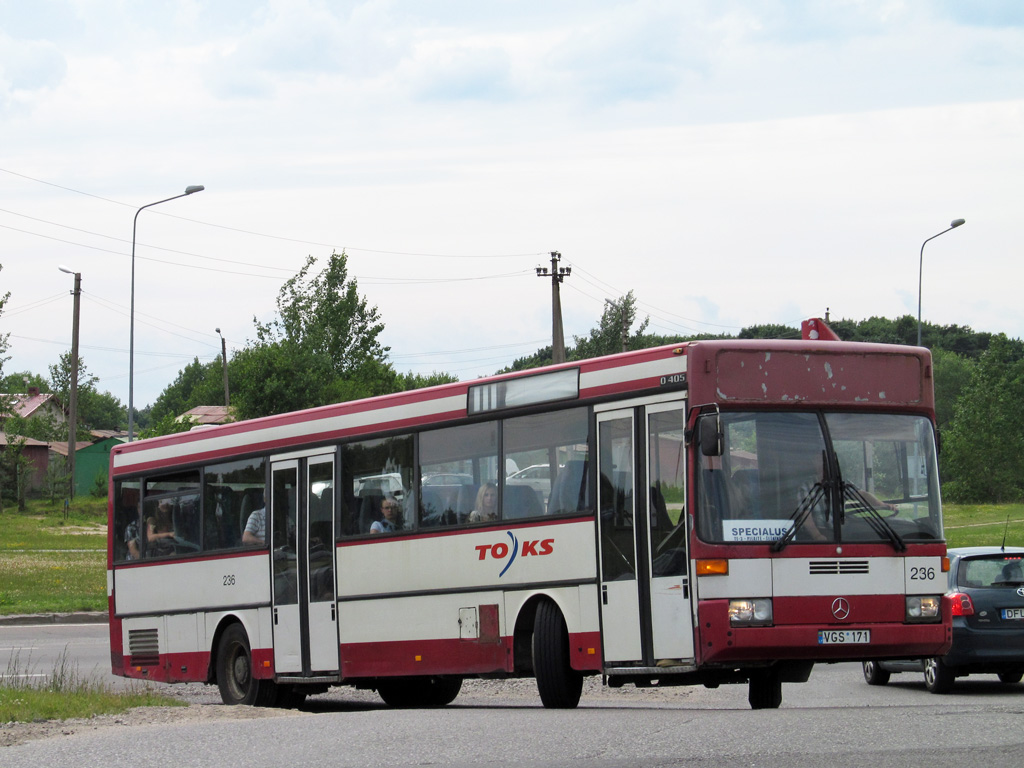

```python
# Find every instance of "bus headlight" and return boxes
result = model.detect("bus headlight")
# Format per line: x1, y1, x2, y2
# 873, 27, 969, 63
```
906, 595, 941, 623
729, 598, 773, 627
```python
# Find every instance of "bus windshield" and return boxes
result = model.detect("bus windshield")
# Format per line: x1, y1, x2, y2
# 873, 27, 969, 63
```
695, 411, 942, 546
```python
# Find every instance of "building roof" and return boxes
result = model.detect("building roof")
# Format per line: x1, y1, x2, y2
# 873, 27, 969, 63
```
1, 388, 65, 420
48, 440, 95, 457
177, 405, 233, 425
90, 429, 128, 441
0, 433, 51, 448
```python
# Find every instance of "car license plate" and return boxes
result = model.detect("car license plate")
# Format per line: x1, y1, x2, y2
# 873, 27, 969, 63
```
818, 629, 870, 645
1001, 608, 1024, 620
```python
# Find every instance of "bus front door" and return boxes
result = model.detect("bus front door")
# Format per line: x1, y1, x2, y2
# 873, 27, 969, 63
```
596, 402, 693, 667
271, 454, 339, 677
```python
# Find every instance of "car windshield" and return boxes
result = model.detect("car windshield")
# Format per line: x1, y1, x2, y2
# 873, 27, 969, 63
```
958, 555, 1024, 587
695, 411, 942, 547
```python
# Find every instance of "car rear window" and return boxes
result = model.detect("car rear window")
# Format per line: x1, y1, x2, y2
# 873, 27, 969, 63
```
958, 556, 1024, 588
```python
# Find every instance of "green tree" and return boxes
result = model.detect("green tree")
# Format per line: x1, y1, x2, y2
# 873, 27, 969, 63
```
0, 370, 47, 393
572, 291, 650, 360
941, 335, 1024, 503
738, 323, 799, 340
150, 357, 225, 422
231, 252, 394, 420
48, 352, 126, 434
140, 413, 200, 440
931, 348, 975, 434
397, 370, 460, 391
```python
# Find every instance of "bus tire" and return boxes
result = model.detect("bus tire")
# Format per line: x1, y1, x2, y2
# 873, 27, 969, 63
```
862, 661, 891, 686
421, 676, 462, 707
216, 624, 276, 706
533, 600, 583, 709
748, 669, 782, 709
377, 677, 460, 708
997, 669, 1023, 684
277, 684, 308, 708
923, 657, 954, 694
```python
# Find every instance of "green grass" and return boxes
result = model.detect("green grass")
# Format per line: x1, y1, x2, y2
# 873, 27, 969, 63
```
0, 497, 107, 615
942, 503, 1024, 549
0, 650, 182, 723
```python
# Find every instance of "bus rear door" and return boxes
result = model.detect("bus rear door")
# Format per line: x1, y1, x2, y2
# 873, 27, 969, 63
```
270, 453, 339, 677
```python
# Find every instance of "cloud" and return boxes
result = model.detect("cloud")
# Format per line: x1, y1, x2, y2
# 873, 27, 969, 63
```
409, 45, 513, 102
0, 34, 67, 109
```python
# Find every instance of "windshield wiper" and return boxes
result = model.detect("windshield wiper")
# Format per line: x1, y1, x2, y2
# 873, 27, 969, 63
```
842, 483, 906, 552
771, 481, 826, 553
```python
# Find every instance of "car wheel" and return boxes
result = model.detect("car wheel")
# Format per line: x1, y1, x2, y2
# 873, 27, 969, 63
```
923, 657, 954, 694
862, 661, 891, 686
998, 670, 1024, 684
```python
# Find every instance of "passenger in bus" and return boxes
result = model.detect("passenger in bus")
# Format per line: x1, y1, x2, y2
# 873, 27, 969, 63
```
469, 483, 499, 523
145, 501, 176, 556
124, 518, 140, 560
370, 496, 402, 533
242, 499, 266, 546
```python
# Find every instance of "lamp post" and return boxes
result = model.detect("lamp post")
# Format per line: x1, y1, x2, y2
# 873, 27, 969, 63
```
58, 265, 80, 498
215, 327, 230, 408
128, 185, 205, 441
917, 218, 965, 347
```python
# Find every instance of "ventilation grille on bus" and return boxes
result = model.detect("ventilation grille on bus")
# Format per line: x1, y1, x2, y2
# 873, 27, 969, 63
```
128, 628, 160, 667
809, 560, 870, 575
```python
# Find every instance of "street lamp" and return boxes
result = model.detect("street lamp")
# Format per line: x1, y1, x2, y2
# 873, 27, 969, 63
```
215, 327, 230, 408
128, 185, 205, 441
58, 265, 81, 499
917, 218, 965, 347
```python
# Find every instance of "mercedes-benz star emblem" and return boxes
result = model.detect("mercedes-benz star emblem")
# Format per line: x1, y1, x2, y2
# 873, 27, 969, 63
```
831, 597, 851, 620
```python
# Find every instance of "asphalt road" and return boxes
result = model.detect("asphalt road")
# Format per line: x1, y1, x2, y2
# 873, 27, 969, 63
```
3, 621, 1024, 767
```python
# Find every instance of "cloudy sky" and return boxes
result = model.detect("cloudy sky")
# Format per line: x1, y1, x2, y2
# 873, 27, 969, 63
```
2, 1, 1022, 411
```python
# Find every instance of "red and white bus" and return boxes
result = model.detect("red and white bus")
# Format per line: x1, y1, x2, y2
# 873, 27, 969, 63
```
107, 321, 951, 709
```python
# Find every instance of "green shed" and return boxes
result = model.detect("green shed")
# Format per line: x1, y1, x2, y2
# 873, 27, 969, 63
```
74, 437, 124, 497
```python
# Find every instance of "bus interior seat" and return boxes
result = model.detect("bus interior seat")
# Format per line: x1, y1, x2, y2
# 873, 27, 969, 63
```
173, 496, 201, 545
504, 484, 542, 519
419, 487, 456, 527
649, 483, 673, 531
455, 484, 479, 523
729, 469, 760, 518
358, 490, 384, 534
548, 460, 588, 515
308, 493, 333, 545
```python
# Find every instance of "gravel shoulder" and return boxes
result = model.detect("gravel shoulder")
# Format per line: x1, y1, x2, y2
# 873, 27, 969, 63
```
1, 676, 700, 748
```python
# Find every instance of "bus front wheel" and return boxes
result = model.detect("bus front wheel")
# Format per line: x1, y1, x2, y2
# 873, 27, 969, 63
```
216, 624, 277, 706
748, 669, 782, 710
533, 600, 583, 709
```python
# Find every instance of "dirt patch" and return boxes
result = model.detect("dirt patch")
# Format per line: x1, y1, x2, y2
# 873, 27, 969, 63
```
0, 701, 298, 748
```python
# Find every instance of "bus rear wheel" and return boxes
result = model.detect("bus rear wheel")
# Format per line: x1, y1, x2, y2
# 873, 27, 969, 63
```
533, 600, 583, 709
216, 624, 276, 706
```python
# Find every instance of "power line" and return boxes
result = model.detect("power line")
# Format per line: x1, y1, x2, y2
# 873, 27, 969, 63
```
0, 166, 546, 260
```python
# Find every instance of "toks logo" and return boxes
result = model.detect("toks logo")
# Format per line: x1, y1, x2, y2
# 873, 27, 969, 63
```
475, 531, 555, 577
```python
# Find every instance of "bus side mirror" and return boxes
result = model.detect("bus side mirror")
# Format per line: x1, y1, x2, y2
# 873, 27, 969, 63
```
699, 417, 722, 457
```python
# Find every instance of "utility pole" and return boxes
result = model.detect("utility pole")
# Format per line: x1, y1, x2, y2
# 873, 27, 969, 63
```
216, 328, 230, 408
59, 266, 81, 500
536, 251, 571, 364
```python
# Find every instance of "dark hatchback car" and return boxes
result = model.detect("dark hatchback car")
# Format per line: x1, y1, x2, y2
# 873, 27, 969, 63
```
863, 546, 1024, 693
